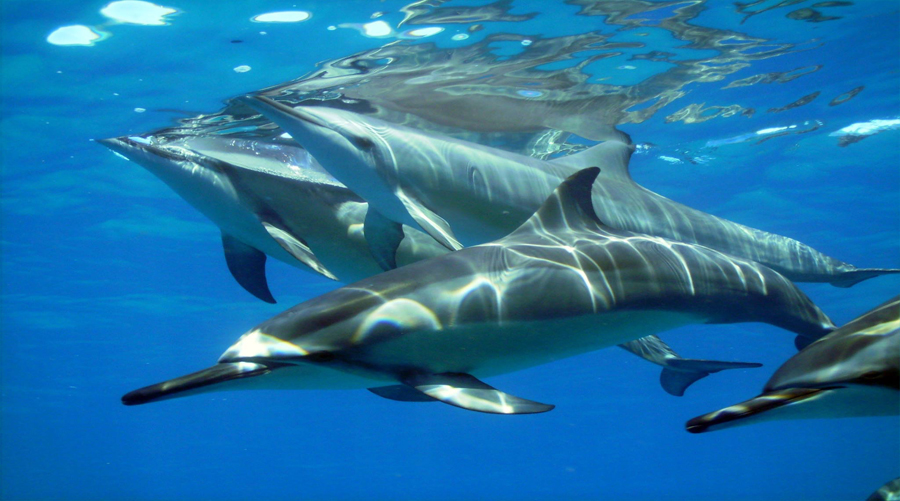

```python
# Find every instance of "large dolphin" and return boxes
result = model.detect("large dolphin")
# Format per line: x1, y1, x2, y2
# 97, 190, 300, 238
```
101, 135, 760, 396
122, 168, 833, 413
242, 96, 898, 288
686, 295, 899, 433
98, 135, 448, 301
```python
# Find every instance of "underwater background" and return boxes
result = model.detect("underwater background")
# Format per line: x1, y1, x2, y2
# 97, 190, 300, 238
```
2, 1, 898, 500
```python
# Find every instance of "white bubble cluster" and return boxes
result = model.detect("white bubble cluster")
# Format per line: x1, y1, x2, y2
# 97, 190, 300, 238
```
101, 1, 178, 25
251, 11, 311, 23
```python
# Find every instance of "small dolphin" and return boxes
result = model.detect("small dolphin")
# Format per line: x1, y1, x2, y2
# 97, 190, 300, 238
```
242, 96, 898, 287
122, 168, 833, 413
98, 135, 448, 301
686, 295, 899, 433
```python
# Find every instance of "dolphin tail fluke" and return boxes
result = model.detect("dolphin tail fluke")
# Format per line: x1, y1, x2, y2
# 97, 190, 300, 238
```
401, 372, 554, 414
685, 387, 825, 433
364, 207, 405, 270
832, 268, 900, 288
660, 359, 763, 397
122, 362, 271, 406
221, 233, 277, 303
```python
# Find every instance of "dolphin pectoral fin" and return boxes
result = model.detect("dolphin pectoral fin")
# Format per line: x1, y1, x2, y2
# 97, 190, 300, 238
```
122, 362, 271, 406
831, 267, 900, 288
363, 207, 405, 270
685, 387, 827, 433
402, 372, 555, 414
660, 359, 763, 397
221, 233, 276, 303
367, 385, 439, 402
260, 221, 339, 281
395, 191, 464, 251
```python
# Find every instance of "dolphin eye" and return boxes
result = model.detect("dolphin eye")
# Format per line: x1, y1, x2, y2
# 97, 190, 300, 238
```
306, 351, 335, 363
352, 136, 374, 150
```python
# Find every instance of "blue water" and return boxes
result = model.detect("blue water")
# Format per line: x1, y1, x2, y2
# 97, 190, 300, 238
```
2, 1, 898, 500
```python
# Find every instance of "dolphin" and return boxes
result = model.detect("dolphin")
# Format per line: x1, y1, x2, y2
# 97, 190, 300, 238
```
122, 168, 833, 413
868, 478, 900, 501
102, 135, 760, 395
98, 135, 448, 301
241, 96, 898, 288
686, 295, 899, 433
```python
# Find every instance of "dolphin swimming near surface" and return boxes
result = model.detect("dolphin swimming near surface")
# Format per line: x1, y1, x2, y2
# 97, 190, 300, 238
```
686, 295, 899, 433
122, 168, 833, 413
101, 135, 760, 396
98, 135, 448, 301
241, 96, 898, 288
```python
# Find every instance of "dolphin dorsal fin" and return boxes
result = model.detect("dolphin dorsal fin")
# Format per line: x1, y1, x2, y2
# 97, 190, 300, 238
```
510, 167, 605, 237
550, 140, 635, 183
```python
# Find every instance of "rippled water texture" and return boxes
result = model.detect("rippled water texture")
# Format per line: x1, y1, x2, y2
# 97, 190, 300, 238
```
142, 0, 876, 160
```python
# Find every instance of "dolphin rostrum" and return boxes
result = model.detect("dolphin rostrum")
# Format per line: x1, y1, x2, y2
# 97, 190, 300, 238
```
686, 295, 899, 433
102, 135, 760, 395
242, 96, 898, 288
122, 168, 833, 413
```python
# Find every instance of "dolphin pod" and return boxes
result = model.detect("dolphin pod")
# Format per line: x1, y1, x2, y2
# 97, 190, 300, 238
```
241, 96, 899, 288
122, 168, 834, 413
686, 295, 899, 433
101, 135, 762, 396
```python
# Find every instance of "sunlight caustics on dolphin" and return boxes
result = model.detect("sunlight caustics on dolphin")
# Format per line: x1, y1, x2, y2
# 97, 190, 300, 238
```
241, 96, 898, 288
686, 295, 899, 433
102, 136, 761, 395
122, 168, 834, 413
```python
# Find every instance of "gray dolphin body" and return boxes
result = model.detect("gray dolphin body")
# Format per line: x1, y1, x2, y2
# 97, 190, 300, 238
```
99, 135, 448, 301
686, 295, 899, 433
122, 168, 834, 413
242, 96, 897, 288
102, 136, 761, 396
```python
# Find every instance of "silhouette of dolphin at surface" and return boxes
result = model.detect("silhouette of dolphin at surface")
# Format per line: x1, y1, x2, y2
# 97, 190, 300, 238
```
686, 295, 899, 433
101, 135, 761, 396
242, 96, 898, 288
122, 168, 833, 413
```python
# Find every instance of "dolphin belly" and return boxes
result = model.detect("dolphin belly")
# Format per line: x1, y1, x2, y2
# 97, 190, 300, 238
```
348, 310, 702, 380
